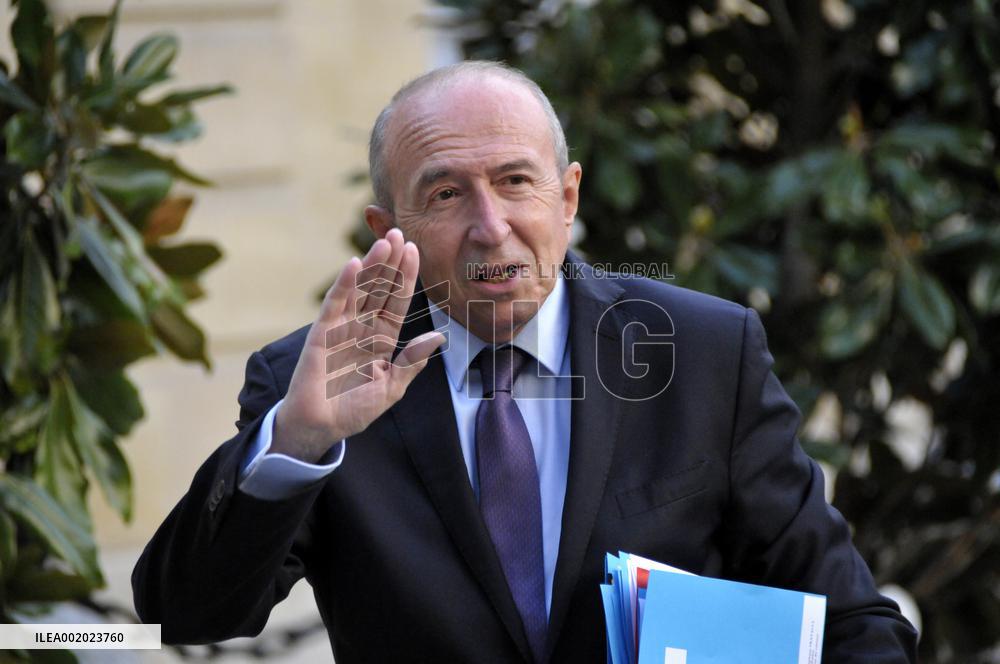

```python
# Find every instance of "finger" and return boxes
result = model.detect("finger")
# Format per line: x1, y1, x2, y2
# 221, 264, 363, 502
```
317, 256, 363, 328
312, 257, 368, 356
389, 332, 445, 402
350, 236, 394, 317
381, 241, 420, 325
357, 228, 405, 316
393, 330, 446, 370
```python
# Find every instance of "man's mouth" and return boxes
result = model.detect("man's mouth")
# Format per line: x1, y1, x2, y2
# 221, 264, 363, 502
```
471, 263, 527, 283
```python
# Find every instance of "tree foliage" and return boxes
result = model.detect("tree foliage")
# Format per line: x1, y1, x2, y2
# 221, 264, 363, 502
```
0, 0, 227, 652
417, 0, 1000, 659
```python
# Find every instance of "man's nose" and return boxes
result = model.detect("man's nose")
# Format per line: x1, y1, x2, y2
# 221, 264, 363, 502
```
467, 190, 510, 246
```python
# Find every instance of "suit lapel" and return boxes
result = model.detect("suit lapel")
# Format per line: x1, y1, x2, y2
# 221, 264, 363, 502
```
545, 254, 628, 659
388, 288, 534, 662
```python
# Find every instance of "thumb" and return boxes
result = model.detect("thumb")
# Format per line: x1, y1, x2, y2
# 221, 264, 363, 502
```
389, 331, 446, 389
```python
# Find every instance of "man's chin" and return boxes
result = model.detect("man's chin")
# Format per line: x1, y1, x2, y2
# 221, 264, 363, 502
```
464, 309, 537, 344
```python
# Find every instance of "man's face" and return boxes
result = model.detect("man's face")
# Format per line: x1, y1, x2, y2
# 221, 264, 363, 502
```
370, 75, 582, 343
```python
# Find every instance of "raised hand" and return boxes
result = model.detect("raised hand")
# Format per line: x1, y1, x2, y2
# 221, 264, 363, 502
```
271, 228, 445, 463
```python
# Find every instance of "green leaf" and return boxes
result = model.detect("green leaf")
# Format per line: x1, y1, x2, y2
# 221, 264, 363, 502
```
0, 276, 24, 389
147, 243, 223, 277
148, 106, 203, 143
120, 34, 178, 90
69, 367, 144, 437
4, 112, 55, 169
710, 245, 778, 293
35, 374, 132, 526
118, 104, 203, 143
98, 0, 122, 80
877, 123, 988, 168
7, 567, 92, 602
594, 153, 641, 211
22, 227, 61, 332
762, 149, 838, 215
19, 228, 60, 369
72, 16, 110, 52
80, 152, 173, 213
84, 144, 209, 189
713, 187, 762, 239
969, 264, 1000, 316
764, 161, 809, 214
83, 184, 145, 253
898, 260, 956, 350
0, 395, 47, 449
0, 474, 102, 586
875, 155, 942, 219
973, 0, 1000, 69
73, 217, 147, 322
151, 301, 210, 368
819, 281, 891, 359
63, 377, 132, 522
0, 69, 40, 112
655, 147, 695, 224
158, 84, 234, 106
0, 510, 17, 577
926, 223, 1000, 256
56, 25, 87, 95
84, 182, 173, 294
35, 380, 90, 530
118, 102, 174, 134
822, 150, 870, 223
11, 0, 54, 73
603, 7, 661, 89
67, 320, 156, 369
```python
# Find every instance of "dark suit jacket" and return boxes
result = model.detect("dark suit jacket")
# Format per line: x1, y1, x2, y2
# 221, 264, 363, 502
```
132, 254, 917, 663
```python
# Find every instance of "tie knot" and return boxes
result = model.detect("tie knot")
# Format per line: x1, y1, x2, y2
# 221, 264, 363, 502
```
477, 346, 531, 396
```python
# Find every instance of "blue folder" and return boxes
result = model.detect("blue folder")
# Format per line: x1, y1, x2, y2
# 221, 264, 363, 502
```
637, 569, 826, 664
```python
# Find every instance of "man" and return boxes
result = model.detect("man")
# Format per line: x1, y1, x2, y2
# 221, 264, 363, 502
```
132, 61, 917, 662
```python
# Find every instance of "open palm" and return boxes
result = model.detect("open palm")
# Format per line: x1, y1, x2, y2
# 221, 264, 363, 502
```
272, 229, 445, 462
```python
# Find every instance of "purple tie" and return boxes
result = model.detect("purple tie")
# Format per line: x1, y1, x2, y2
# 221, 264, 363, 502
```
476, 345, 547, 663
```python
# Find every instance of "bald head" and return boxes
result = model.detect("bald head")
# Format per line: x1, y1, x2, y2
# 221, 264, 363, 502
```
368, 61, 569, 210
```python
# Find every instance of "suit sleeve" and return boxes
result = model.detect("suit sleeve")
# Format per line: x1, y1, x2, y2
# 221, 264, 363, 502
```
723, 308, 918, 662
131, 349, 328, 644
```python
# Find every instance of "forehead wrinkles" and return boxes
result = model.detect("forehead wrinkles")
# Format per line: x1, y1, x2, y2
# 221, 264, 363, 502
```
393, 115, 441, 160
393, 114, 526, 164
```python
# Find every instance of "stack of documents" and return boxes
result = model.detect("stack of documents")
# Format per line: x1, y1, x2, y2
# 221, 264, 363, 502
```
601, 552, 826, 664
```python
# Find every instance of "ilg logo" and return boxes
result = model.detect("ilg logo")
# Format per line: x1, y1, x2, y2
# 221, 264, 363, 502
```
322, 263, 676, 402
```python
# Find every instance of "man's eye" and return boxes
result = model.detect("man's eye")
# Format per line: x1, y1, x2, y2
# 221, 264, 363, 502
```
507, 175, 528, 185
435, 189, 457, 201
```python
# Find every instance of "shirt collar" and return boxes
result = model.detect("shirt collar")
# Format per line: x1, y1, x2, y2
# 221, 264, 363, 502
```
427, 273, 570, 391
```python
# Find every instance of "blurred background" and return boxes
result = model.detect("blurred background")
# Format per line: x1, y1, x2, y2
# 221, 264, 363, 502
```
2, 0, 999, 662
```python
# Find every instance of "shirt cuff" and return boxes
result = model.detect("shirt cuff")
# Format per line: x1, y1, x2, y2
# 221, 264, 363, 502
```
238, 399, 346, 501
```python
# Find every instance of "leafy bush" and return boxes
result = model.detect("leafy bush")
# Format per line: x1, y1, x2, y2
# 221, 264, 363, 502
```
405, 0, 999, 660
0, 0, 227, 642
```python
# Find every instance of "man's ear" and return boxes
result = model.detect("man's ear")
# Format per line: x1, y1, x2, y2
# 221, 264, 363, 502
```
364, 205, 394, 239
561, 162, 582, 227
